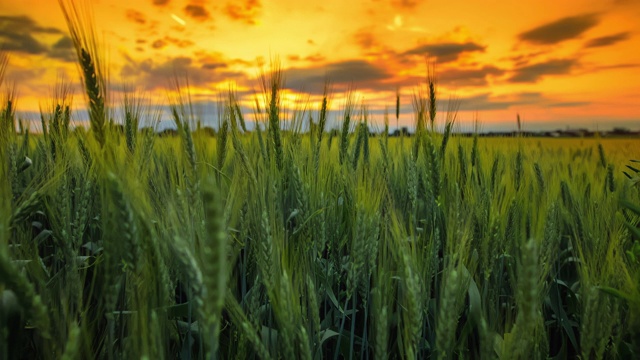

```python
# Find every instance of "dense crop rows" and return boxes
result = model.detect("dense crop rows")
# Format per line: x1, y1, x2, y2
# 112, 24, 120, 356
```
2, 3, 640, 359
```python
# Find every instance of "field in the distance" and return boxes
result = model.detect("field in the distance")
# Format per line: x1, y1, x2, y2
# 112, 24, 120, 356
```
2, 96, 640, 359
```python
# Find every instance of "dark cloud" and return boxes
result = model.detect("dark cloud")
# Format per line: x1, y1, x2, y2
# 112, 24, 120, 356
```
0, 15, 76, 62
0, 15, 61, 34
152, 0, 170, 5
53, 36, 73, 50
585, 32, 631, 48
150, 36, 194, 49
438, 66, 505, 87
519, 14, 599, 45
402, 42, 486, 63
509, 59, 577, 83
391, 0, 418, 9
184, 4, 210, 21
202, 62, 227, 70
0, 30, 47, 54
151, 39, 166, 49
0, 15, 56, 54
285, 60, 391, 93
49, 50, 78, 62
126, 9, 147, 25
324, 61, 389, 82
225, 0, 261, 25
353, 28, 378, 50
120, 56, 241, 90
49, 36, 75, 62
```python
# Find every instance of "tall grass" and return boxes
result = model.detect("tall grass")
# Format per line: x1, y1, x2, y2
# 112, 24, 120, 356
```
1, 4, 640, 359
59, 0, 108, 148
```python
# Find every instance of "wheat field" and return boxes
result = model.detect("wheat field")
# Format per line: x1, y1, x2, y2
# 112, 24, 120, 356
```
1, 2, 640, 360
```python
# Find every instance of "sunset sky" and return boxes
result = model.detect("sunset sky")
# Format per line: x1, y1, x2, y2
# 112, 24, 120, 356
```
1, 0, 640, 131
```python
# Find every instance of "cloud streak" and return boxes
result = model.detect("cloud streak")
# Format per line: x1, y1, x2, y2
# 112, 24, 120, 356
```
402, 42, 486, 63
519, 14, 599, 45
585, 32, 631, 48
509, 59, 577, 82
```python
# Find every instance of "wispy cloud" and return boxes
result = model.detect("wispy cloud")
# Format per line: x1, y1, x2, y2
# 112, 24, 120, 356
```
150, 36, 194, 50
126, 9, 147, 25
285, 60, 392, 94
506, 51, 548, 67
390, 0, 418, 9
585, 32, 631, 48
6, 67, 47, 82
304, 53, 326, 63
458, 92, 541, 111
547, 101, 591, 108
353, 28, 379, 50
457, 92, 587, 112
593, 63, 640, 71
519, 14, 599, 45
225, 0, 262, 25
120, 55, 242, 90
438, 66, 504, 87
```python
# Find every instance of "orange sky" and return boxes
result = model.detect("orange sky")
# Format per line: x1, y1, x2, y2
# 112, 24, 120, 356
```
1, 0, 640, 131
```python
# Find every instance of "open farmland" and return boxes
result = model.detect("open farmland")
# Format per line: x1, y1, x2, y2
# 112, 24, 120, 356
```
2, 76, 640, 359
2, 3, 640, 360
